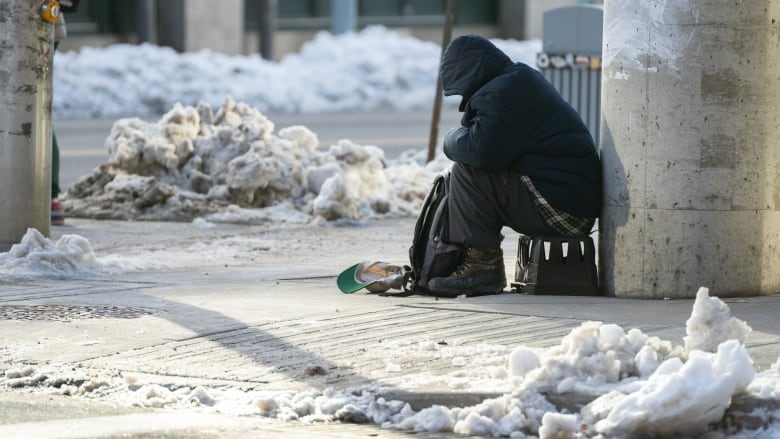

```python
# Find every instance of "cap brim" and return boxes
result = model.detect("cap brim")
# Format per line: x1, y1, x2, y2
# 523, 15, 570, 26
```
337, 263, 374, 294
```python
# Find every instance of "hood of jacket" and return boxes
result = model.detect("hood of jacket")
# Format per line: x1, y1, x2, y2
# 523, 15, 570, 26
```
440, 35, 513, 111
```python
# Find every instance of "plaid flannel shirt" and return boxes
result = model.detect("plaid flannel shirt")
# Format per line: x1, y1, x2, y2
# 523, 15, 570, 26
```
520, 175, 595, 236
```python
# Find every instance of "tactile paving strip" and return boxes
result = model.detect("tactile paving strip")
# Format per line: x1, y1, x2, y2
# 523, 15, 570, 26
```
82, 306, 582, 390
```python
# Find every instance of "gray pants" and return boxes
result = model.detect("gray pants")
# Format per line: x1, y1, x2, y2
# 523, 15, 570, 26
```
448, 162, 556, 248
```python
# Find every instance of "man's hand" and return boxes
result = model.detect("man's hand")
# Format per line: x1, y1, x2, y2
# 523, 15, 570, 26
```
443, 126, 467, 150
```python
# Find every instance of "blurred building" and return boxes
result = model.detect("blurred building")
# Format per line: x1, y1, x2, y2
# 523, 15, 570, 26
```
57, 0, 602, 59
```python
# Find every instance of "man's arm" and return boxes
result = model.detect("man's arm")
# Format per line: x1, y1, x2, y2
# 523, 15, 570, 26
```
443, 94, 515, 170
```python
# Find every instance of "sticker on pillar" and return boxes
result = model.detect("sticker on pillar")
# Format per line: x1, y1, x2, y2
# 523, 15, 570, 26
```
41, 0, 61, 23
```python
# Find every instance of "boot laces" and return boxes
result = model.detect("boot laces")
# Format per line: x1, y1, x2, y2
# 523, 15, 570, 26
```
452, 248, 483, 277
453, 262, 470, 277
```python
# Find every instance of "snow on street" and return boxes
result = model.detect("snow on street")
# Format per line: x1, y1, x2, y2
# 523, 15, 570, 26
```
53, 26, 541, 120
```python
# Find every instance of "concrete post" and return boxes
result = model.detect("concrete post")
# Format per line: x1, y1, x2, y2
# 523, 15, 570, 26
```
0, 0, 54, 251
599, 1, 780, 298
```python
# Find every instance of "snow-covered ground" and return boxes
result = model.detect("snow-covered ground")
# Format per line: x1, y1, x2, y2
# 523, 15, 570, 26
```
1, 26, 779, 438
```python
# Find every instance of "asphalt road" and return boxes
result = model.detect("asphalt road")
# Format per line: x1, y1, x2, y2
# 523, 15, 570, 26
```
54, 109, 462, 190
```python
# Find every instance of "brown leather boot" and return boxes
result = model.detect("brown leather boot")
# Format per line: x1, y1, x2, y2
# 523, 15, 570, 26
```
427, 246, 506, 297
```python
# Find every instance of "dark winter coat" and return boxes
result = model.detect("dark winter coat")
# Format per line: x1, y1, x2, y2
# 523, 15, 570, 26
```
440, 35, 601, 219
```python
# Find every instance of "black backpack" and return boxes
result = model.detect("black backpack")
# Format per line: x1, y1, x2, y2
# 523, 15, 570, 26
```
404, 171, 462, 294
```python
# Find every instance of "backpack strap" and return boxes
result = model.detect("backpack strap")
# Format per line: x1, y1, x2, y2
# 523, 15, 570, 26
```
401, 264, 414, 293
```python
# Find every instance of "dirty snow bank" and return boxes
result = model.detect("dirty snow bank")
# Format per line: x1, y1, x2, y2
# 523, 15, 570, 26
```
2, 287, 778, 437
63, 97, 451, 223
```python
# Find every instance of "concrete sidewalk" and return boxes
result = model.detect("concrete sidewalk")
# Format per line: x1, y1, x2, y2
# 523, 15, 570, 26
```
1, 217, 779, 437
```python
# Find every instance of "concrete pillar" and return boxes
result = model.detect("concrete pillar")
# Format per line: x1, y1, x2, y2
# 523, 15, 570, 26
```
599, 1, 780, 298
0, 0, 54, 251
184, 0, 244, 55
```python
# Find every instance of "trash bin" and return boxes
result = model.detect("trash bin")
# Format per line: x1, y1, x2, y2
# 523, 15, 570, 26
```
536, 5, 603, 145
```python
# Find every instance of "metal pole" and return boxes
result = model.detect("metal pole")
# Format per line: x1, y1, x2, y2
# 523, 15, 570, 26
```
157, 0, 184, 52
0, 0, 55, 251
427, 0, 457, 163
331, 0, 357, 35
257, 0, 276, 60
136, 0, 158, 44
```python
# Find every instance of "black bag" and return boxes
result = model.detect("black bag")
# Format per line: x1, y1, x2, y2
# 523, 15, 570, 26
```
404, 171, 462, 294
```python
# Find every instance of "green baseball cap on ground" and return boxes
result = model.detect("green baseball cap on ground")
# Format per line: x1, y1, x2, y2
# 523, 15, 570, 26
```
337, 261, 405, 294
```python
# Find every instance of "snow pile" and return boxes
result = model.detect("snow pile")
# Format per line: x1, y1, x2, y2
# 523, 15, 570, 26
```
684, 286, 752, 352
0, 226, 281, 278
584, 340, 753, 437
0, 228, 102, 277
748, 356, 780, 410
513, 322, 681, 391
64, 97, 450, 223
53, 26, 542, 119
2, 287, 773, 437
386, 287, 756, 438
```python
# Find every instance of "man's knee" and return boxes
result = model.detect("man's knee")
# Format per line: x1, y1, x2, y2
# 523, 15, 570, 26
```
451, 162, 482, 189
